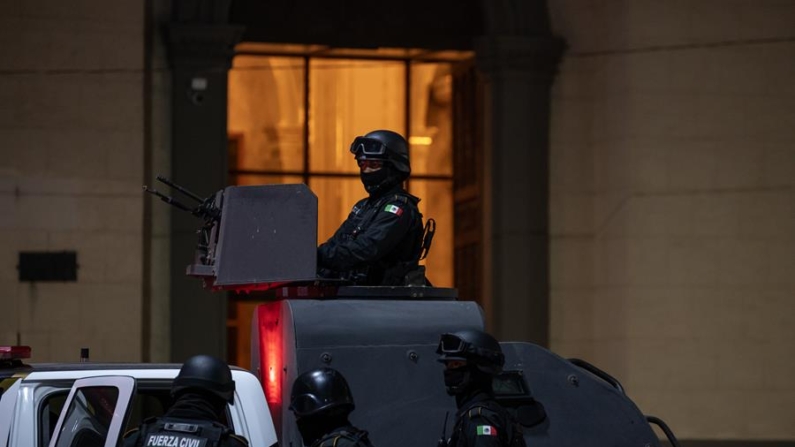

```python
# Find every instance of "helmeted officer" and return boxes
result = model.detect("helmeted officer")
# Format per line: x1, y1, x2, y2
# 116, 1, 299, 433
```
289, 367, 375, 447
123, 355, 248, 447
437, 330, 525, 447
317, 129, 428, 286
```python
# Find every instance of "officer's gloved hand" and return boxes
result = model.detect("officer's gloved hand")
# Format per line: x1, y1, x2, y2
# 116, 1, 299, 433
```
317, 268, 355, 285
404, 266, 428, 287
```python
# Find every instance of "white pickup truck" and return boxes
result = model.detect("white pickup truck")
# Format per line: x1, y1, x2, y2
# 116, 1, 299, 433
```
0, 350, 278, 447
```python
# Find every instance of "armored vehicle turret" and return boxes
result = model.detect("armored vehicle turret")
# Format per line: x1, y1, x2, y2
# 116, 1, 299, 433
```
147, 178, 681, 447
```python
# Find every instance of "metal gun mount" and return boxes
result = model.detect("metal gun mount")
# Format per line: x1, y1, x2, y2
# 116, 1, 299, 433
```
145, 177, 319, 291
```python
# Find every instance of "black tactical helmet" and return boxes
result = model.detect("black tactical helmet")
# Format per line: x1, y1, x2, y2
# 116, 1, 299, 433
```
436, 329, 505, 375
289, 367, 355, 418
349, 129, 411, 179
171, 355, 236, 403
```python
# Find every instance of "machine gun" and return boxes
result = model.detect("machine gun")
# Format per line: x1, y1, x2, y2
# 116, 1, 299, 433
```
144, 178, 319, 291
143, 175, 221, 223
144, 175, 223, 272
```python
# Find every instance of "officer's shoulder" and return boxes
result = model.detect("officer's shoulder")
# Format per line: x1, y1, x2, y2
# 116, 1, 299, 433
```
122, 427, 139, 439
318, 435, 364, 447
381, 193, 418, 211
121, 427, 142, 447
317, 429, 369, 447
315, 436, 338, 447
226, 433, 250, 447
463, 403, 504, 423
387, 192, 419, 205
121, 415, 160, 439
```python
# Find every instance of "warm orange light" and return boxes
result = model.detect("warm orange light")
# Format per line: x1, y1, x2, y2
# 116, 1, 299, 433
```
408, 136, 433, 146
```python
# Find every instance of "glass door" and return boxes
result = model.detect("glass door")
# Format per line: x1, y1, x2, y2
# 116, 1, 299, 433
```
226, 48, 468, 368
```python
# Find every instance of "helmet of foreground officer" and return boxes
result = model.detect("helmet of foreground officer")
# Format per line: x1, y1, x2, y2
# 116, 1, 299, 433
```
123, 355, 247, 447
350, 129, 411, 195
289, 367, 356, 446
171, 354, 236, 413
436, 329, 505, 397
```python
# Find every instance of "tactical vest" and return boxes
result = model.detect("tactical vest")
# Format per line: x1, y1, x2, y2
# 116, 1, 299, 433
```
128, 417, 247, 447
348, 192, 424, 285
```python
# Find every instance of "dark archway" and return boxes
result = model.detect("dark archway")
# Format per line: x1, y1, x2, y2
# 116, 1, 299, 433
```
230, 0, 483, 50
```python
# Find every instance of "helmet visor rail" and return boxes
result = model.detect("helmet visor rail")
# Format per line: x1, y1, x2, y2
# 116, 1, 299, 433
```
438, 333, 469, 355
289, 394, 324, 416
437, 332, 506, 371
350, 137, 388, 156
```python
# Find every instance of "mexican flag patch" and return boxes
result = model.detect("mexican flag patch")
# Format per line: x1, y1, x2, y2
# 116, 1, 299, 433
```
477, 425, 498, 436
384, 204, 403, 216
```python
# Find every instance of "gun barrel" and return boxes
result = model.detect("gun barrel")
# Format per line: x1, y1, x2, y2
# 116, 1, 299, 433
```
156, 175, 204, 204
143, 186, 194, 213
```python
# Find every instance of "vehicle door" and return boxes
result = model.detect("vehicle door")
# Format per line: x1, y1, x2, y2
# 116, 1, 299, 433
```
48, 376, 136, 447
0, 378, 23, 447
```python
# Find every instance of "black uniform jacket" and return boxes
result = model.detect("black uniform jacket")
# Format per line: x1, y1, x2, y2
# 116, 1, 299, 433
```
449, 392, 524, 447
312, 425, 375, 447
317, 185, 423, 285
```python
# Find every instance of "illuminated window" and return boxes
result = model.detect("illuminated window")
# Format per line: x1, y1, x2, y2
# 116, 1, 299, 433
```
226, 47, 469, 367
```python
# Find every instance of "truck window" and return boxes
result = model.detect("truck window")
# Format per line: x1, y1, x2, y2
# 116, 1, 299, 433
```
40, 391, 68, 446
125, 388, 172, 431
53, 385, 119, 447
40, 387, 173, 447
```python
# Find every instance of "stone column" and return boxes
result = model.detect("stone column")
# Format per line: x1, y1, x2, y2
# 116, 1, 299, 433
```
166, 2, 243, 361
475, 33, 565, 346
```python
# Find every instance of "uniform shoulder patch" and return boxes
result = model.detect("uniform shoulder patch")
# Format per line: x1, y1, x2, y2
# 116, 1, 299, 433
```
476, 425, 498, 436
383, 204, 403, 216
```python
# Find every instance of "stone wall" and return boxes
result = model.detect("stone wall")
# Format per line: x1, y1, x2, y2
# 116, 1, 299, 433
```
0, 1, 146, 362
548, 0, 795, 441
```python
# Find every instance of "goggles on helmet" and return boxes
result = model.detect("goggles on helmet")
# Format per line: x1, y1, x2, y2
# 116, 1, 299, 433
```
289, 394, 324, 416
350, 136, 388, 157
437, 333, 470, 355
437, 333, 505, 369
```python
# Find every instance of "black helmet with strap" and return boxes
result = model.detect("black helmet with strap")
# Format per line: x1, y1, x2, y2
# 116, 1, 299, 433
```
436, 329, 505, 375
289, 367, 355, 418
350, 130, 411, 180
172, 355, 236, 404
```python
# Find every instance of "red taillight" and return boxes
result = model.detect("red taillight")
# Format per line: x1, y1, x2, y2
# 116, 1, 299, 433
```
256, 302, 284, 439
0, 346, 32, 360
257, 302, 283, 405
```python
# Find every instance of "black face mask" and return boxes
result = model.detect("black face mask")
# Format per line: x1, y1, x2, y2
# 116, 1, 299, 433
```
360, 167, 390, 193
295, 412, 350, 446
296, 416, 327, 446
443, 368, 470, 396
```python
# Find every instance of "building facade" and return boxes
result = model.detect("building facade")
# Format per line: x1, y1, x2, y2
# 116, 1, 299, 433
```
1, 0, 793, 444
